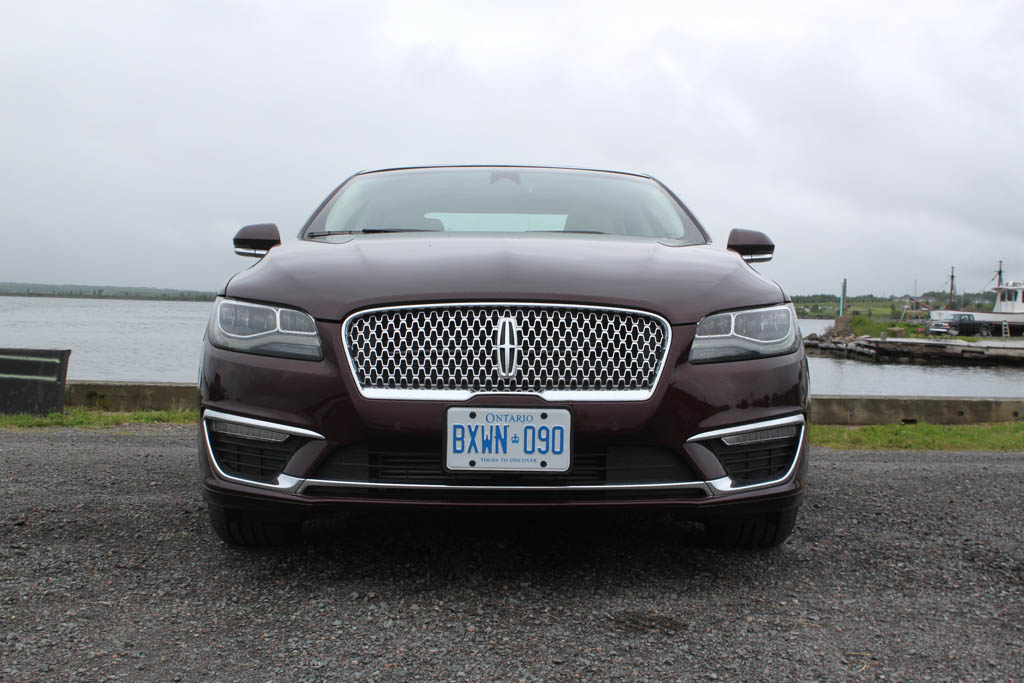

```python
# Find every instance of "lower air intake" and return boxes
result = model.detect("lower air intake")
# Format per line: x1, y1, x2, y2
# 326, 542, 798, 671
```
209, 431, 303, 483
706, 431, 801, 485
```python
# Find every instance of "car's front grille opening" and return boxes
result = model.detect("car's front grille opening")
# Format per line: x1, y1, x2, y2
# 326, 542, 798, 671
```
705, 429, 801, 485
208, 430, 304, 483
310, 440, 700, 488
343, 303, 670, 399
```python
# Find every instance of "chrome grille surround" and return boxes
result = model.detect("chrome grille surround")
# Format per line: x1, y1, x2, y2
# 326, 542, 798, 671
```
342, 302, 672, 401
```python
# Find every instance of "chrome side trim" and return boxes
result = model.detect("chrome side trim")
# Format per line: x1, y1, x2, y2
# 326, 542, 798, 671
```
273, 474, 304, 490
706, 477, 735, 492
201, 409, 320, 492
687, 414, 806, 494
296, 478, 712, 494
340, 301, 673, 402
235, 247, 268, 258
203, 409, 325, 440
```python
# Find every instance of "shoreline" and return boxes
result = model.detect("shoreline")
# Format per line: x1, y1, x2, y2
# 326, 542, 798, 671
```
0, 292, 215, 303
805, 335, 1024, 366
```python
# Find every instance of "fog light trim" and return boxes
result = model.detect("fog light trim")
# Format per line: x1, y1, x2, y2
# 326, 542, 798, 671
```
686, 414, 805, 494
202, 409, 325, 440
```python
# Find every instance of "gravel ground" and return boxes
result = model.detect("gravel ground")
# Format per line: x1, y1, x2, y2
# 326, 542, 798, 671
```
1, 425, 1022, 681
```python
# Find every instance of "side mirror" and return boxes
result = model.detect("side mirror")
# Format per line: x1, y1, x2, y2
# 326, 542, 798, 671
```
727, 228, 774, 263
233, 223, 281, 258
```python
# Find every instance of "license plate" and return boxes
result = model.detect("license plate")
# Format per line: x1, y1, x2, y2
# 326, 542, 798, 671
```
445, 407, 571, 472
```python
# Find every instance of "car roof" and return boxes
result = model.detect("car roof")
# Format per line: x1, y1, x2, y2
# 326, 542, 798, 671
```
354, 164, 654, 180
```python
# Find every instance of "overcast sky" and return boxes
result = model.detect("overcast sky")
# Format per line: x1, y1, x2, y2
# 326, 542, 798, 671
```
2, 0, 1021, 297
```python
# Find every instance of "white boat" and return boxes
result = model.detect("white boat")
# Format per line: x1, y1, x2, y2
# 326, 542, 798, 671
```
993, 278, 1024, 313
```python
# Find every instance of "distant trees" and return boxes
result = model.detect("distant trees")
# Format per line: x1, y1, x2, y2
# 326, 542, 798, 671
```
0, 282, 215, 301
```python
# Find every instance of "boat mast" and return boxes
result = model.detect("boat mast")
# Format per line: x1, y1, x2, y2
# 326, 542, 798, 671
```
949, 266, 955, 309
997, 260, 1003, 288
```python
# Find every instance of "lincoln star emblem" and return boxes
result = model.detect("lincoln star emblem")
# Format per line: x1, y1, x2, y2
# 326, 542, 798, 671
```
495, 316, 521, 378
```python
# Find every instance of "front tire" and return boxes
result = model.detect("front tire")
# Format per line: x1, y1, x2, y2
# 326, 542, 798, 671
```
706, 508, 798, 549
207, 504, 302, 547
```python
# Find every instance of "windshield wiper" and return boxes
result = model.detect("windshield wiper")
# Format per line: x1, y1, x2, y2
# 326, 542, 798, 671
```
306, 228, 437, 238
361, 228, 438, 233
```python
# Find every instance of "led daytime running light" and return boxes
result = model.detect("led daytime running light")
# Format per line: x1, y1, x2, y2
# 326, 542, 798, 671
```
721, 425, 798, 446
209, 420, 290, 443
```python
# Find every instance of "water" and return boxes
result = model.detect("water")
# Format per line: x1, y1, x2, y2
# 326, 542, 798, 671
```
798, 317, 1024, 397
0, 296, 211, 383
807, 357, 1023, 397
1, 297, 1022, 396
798, 318, 833, 337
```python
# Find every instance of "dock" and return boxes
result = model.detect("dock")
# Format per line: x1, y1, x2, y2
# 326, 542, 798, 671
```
804, 336, 1024, 366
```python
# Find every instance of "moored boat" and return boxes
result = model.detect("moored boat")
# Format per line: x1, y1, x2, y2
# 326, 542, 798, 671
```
929, 264, 1024, 336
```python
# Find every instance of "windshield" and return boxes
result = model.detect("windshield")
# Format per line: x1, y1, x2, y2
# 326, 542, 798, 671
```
304, 168, 706, 242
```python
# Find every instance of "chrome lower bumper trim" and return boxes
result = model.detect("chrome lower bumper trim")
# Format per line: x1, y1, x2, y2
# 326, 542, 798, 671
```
294, 478, 713, 494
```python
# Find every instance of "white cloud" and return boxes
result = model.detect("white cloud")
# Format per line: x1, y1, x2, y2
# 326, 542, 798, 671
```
0, 0, 1021, 295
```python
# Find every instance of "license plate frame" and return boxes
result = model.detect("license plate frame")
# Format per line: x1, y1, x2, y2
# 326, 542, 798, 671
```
445, 407, 572, 473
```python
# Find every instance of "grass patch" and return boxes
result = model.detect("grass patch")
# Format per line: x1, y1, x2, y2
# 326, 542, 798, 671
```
809, 422, 1024, 451
3, 409, 1020, 452
843, 316, 985, 342
0, 406, 198, 429
846, 316, 924, 338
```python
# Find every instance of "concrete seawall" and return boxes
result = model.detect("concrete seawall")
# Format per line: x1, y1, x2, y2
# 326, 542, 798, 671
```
67, 382, 199, 412
63, 381, 1024, 425
810, 395, 1022, 425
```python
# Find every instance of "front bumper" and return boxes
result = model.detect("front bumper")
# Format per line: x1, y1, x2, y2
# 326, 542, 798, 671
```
199, 321, 809, 518
200, 409, 807, 517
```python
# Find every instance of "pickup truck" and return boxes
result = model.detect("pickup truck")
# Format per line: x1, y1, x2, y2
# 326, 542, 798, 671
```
928, 313, 996, 337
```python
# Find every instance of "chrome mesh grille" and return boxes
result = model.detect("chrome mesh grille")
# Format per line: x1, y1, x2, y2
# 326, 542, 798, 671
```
343, 304, 670, 400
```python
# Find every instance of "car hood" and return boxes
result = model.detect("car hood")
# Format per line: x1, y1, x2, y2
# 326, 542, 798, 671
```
224, 233, 785, 324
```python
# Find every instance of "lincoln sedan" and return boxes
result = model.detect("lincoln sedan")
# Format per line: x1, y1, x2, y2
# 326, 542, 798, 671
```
199, 166, 809, 548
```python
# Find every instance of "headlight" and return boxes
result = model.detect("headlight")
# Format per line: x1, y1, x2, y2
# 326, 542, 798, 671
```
207, 297, 323, 360
689, 303, 800, 363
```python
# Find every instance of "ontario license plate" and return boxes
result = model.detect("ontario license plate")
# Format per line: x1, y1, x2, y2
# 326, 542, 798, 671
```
445, 407, 571, 472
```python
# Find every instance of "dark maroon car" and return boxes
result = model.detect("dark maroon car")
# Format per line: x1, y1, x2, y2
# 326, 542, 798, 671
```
199, 166, 808, 548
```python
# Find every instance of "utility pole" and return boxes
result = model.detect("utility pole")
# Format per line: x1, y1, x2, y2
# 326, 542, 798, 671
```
949, 266, 955, 310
